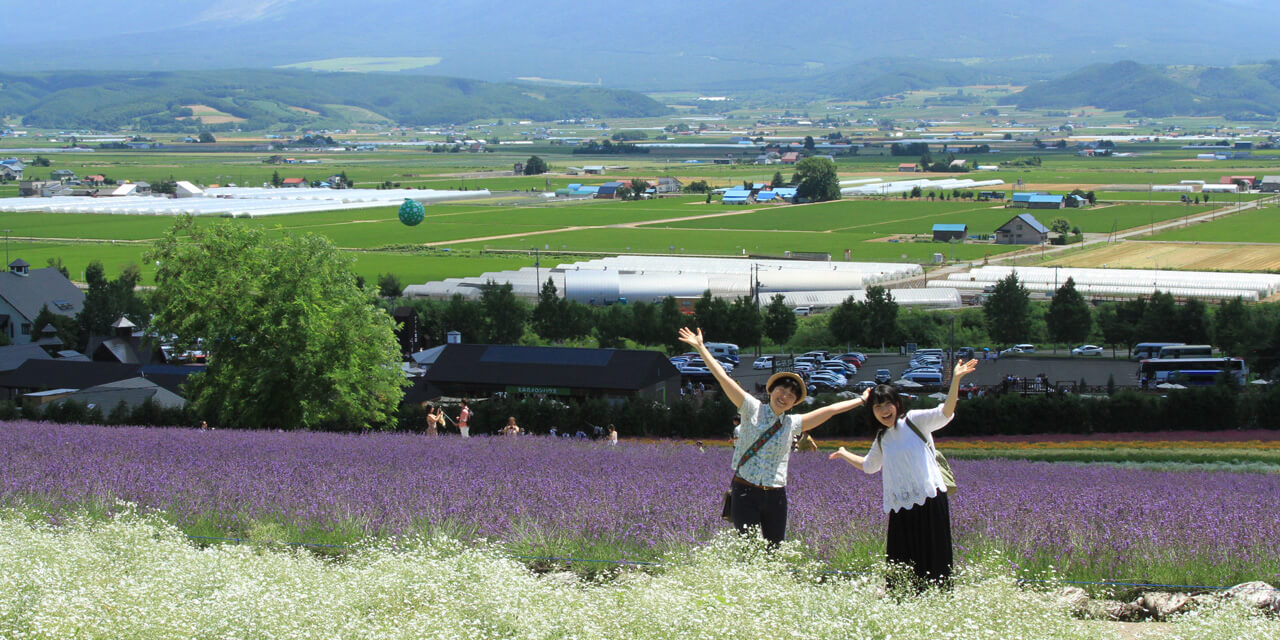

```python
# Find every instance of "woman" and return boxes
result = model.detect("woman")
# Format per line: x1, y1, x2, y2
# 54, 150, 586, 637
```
607, 424, 618, 445
829, 358, 978, 589
424, 403, 440, 437
456, 400, 471, 438
501, 416, 521, 436
678, 327, 865, 545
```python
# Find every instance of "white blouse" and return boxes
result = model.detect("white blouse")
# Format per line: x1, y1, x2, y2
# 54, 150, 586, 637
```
861, 405, 952, 513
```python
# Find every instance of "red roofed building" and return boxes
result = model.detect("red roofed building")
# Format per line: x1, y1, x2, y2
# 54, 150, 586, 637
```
281, 177, 306, 187
898, 163, 918, 172
780, 152, 800, 164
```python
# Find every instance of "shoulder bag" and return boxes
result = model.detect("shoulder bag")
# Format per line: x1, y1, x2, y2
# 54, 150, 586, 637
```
722, 418, 785, 520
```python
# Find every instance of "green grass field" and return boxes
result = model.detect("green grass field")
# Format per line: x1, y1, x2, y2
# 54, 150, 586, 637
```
1149, 206, 1280, 243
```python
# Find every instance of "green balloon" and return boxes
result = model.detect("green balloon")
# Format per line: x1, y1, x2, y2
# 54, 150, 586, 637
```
398, 198, 425, 226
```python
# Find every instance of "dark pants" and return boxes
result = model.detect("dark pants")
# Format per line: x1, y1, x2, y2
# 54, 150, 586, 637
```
730, 482, 787, 545
886, 492, 953, 591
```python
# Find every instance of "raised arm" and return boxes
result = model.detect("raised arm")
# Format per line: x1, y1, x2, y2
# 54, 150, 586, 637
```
943, 358, 978, 418
828, 447, 866, 471
799, 387, 868, 432
677, 327, 748, 408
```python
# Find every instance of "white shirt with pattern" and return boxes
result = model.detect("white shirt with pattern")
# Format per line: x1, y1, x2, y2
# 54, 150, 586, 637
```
731, 395, 803, 488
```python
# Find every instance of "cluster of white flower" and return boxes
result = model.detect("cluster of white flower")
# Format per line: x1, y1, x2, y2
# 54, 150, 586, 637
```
0, 509, 1274, 639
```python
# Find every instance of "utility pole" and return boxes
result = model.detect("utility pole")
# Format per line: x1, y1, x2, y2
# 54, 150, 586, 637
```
2, 229, 8, 267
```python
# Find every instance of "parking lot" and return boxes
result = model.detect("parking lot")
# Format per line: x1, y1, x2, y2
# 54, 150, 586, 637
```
725, 351, 1143, 394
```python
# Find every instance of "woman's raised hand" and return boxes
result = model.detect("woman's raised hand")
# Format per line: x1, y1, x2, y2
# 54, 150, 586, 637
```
953, 358, 978, 380
677, 327, 704, 348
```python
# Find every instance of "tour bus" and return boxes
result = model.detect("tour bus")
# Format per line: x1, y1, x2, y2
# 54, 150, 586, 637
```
1131, 342, 1183, 361
1157, 344, 1214, 360
1166, 369, 1235, 387
1138, 357, 1246, 385
705, 342, 739, 365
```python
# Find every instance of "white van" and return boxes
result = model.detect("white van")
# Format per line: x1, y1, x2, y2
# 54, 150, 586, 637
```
705, 342, 739, 364
793, 306, 811, 316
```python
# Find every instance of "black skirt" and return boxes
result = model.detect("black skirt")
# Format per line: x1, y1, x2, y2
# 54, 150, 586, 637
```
886, 491, 953, 588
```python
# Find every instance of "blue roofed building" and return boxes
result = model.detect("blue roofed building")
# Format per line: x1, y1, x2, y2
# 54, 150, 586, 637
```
1027, 194, 1065, 209
1010, 192, 1046, 208
721, 188, 752, 204
931, 223, 968, 242
995, 214, 1049, 245
595, 181, 623, 199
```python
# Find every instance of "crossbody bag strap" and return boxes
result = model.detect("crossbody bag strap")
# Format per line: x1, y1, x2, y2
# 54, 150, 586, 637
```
736, 418, 784, 472
903, 415, 934, 452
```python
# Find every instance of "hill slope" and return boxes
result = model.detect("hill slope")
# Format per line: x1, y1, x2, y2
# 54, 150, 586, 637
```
0, 70, 669, 130
1000, 61, 1280, 117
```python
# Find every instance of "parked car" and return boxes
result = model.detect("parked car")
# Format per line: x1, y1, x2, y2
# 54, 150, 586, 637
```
821, 360, 858, 375
802, 350, 831, 360
808, 371, 847, 387
752, 355, 774, 370
852, 380, 878, 392
956, 347, 975, 360
838, 352, 868, 364
793, 306, 811, 316
1072, 344, 1104, 357
874, 368, 892, 384
1014, 343, 1036, 353
899, 369, 944, 390
999, 346, 1026, 357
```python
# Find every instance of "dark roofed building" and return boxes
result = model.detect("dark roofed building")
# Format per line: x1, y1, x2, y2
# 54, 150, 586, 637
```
0, 258, 86, 345
0, 359, 201, 400
421, 344, 680, 403
0, 343, 52, 372
931, 223, 967, 242
995, 213, 1049, 245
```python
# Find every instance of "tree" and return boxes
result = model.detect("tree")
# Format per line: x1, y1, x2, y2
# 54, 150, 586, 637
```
1212, 296, 1252, 356
793, 157, 840, 202
523, 155, 548, 175
377, 273, 403, 298
75, 260, 148, 349
478, 280, 527, 344
271, 170, 282, 187
32, 304, 79, 350
693, 291, 731, 339
983, 273, 1031, 345
828, 296, 865, 346
198, 132, 216, 143
145, 217, 405, 430
45, 257, 69, 279
803, 135, 816, 151
1176, 298, 1210, 344
1136, 291, 1179, 342
658, 296, 687, 351
594, 304, 630, 349
1046, 277, 1091, 349
771, 171, 785, 188
1050, 217, 1071, 240
725, 296, 763, 349
863, 286, 899, 345
532, 277, 565, 340
762, 294, 797, 347
442, 294, 484, 343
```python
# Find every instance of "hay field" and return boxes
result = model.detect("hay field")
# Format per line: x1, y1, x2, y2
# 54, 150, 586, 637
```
178, 105, 245, 124
1042, 240, 1280, 272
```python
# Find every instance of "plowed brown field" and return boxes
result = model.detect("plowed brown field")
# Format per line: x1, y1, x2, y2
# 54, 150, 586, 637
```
1042, 241, 1280, 272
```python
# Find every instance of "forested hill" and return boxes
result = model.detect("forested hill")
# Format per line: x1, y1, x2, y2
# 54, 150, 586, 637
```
0, 70, 669, 131
1000, 60, 1280, 118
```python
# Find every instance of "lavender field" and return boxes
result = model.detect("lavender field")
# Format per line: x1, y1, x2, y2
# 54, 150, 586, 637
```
3, 420, 1278, 587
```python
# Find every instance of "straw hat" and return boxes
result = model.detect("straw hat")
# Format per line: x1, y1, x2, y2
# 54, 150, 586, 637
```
765, 371, 807, 403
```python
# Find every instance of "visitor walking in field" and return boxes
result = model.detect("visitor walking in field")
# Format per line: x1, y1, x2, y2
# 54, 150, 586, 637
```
424, 403, 441, 437
456, 400, 472, 438
829, 358, 978, 590
678, 326, 866, 545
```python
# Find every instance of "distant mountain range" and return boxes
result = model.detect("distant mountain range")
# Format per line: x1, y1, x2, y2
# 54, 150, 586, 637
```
1000, 61, 1280, 118
4, 1, 1280, 89
0, 70, 668, 130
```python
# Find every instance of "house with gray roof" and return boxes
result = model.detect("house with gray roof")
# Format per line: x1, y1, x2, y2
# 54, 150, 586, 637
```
0, 259, 86, 345
995, 214, 1049, 245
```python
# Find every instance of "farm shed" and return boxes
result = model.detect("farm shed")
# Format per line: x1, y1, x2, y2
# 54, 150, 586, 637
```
595, 182, 622, 199
1219, 175, 1256, 187
994, 213, 1048, 245
420, 344, 680, 404
1201, 184, 1239, 193
1259, 176, 1280, 193
721, 189, 752, 204
898, 163, 918, 172
0, 188, 492, 217
1151, 185, 1194, 193
1027, 194, 1065, 209
932, 224, 967, 242
1010, 192, 1041, 208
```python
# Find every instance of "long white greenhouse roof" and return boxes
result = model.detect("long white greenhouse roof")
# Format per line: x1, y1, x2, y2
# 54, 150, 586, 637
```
941, 265, 1280, 301
0, 187, 492, 217
841, 178, 1004, 196
402, 256, 929, 304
